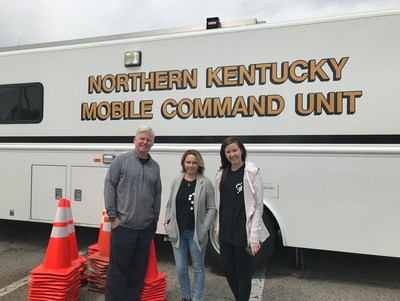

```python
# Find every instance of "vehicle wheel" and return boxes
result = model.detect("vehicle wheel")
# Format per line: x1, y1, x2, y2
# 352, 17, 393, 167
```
206, 222, 221, 270
206, 206, 278, 268
252, 207, 278, 266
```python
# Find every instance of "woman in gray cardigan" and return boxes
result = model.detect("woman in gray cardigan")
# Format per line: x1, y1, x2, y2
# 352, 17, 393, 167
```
164, 150, 216, 301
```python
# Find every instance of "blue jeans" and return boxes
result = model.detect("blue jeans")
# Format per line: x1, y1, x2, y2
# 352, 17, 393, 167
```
172, 228, 206, 301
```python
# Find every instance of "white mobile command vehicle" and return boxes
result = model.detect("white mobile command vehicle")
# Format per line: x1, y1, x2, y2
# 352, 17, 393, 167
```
1, 10, 399, 261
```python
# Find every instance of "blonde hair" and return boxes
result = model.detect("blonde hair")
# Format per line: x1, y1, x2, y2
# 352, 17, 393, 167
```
180, 149, 205, 175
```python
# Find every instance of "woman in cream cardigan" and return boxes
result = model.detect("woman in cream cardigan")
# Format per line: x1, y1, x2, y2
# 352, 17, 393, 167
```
164, 150, 216, 301
214, 137, 269, 301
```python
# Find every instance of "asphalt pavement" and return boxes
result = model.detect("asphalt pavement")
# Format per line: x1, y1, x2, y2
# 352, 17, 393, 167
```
1, 220, 400, 300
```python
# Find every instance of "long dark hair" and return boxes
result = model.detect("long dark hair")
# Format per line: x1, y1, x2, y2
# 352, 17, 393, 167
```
219, 137, 247, 188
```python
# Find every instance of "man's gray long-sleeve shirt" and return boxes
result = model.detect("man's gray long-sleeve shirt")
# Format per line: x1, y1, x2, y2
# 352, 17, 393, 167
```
104, 151, 162, 230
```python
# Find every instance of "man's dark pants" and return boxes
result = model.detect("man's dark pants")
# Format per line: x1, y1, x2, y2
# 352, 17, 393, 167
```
105, 220, 156, 301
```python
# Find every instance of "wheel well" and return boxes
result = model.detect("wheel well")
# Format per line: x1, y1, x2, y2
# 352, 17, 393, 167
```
263, 205, 279, 231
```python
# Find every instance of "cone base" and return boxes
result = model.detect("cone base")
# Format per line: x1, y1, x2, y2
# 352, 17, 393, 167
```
144, 272, 167, 284
31, 261, 81, 276
89, 251, 110, 263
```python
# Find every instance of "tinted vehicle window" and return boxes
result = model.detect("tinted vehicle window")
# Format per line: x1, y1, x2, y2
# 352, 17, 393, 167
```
0, 83, 43, 124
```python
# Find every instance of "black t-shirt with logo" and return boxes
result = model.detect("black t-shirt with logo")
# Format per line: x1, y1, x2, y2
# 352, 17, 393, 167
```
219, 164, 247, 246
176, 178, 196, 230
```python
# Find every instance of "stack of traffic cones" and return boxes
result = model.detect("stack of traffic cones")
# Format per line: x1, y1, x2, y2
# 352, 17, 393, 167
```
140, 239, 167, 301
66, 199, 88, 282
88, 209, 106, 256
87, 214, 111, 293
28, 198, 82, 301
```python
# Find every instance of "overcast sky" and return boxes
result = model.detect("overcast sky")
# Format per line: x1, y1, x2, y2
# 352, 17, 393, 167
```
0, 0, 399, 48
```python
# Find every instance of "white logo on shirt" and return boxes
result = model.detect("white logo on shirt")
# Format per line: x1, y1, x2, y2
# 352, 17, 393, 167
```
236, 182, 243, 194
188, 192, 195, 210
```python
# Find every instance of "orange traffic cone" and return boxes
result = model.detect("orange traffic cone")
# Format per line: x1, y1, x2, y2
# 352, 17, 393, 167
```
97, 209, 106, 244
139, 239, 167, 301
65, 199, 79, 260
43, 198, 71, 270
87, 213, 112, 293
29, 198, 82, 301
65, 199, 87, 283
98, 216, 111, 258
65, 199, 85, 262
88, 209, 106, 255
145, 240, 161, 279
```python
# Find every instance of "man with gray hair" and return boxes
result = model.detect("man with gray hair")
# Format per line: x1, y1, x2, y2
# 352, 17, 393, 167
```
104, 125, 162, 301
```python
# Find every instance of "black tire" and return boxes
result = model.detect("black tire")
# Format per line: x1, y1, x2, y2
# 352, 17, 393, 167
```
252, 206, 278, 267
206, 206, 278, 269
206, 222, 222, 272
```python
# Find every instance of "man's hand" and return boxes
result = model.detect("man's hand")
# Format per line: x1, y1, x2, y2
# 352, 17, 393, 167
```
111, 217, 120, 229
